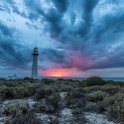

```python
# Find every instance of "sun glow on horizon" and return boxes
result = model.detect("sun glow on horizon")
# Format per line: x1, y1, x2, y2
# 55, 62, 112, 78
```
40, 67, 77, 77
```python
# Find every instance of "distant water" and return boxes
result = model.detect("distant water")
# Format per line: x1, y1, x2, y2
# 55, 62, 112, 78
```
3, 76, 124, 82
42, 76, 124, 82
103, 77, 124, 82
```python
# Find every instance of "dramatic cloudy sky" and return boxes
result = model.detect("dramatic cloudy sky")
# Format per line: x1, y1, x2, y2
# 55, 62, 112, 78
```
0, 0, 124, 78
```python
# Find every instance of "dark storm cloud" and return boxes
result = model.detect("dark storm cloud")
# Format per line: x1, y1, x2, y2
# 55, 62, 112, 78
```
70, 12, 76, 25
22, 0, 69, 37
23, 0, 44, 20
0, 23, 13, 36
1, 0, 124, 72
91, 13, 124, 44
43, 0, 98, 38
22, 0, 124, 70
77, 0, 99, 36
42, 0, 68, 37
0, 22, 31, 68
44, 9, 63, 37
41, 48, 68, 65
52, 0, 68, 13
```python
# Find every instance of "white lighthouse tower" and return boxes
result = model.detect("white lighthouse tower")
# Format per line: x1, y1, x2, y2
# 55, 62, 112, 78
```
32, 47, 39, 79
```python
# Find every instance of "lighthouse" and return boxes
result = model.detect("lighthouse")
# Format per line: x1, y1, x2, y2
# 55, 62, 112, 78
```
32, 47, 39, 79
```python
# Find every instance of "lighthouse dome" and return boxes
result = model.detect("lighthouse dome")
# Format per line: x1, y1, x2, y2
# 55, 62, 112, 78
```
34, 47, 38, 52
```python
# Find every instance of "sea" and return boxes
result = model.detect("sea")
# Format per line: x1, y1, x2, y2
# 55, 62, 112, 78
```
41, 77, 124, 82
3, 76, 124, 82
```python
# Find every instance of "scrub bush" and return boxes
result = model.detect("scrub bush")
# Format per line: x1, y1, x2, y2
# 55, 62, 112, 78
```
85, 77, 106, 86
106, 93, 124, 123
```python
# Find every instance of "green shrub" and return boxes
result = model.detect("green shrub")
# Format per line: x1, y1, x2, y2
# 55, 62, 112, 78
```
7, 114, 41, 124
100, 85, 120, 95
0, 82, 41, 99
35, 87, 53, 100
12, 86, 37, 98
12, 87, 28, 98
0, 86, 9, 100
105, 93, 124, 122
34, 91, 60, 113
84, 77, 106, 86
87, 90, 109, 102
42, 78, 55, 85
57, 78, 65, 81
107, 100, 124, 122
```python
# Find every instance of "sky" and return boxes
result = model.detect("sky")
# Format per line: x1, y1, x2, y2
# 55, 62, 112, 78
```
0, 0, 124, 78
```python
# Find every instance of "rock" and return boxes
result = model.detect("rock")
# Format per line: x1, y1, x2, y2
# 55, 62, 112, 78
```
59, 92, 67, 101
35, 113, 57, 124
59, 108, 74, 124
0, 117, 4, 123
85, 112, 116, 124
27, 99, 36, 109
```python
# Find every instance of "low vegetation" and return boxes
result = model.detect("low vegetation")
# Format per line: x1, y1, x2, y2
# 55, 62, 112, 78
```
5, 114, 41, 124
105, 93, 124, 122
82, 76, 106, 87
87, 90, 109, 102
0, 77, 123, 123
42, 78, 55, 85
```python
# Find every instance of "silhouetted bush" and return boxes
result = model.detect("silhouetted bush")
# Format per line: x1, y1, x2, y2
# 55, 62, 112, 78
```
42, 78, 55, 85
24, 77, 33, 80
0, 78, 6, 81
57, 78, 65, 81
23, 77, 35, 83
84, 77, 106, 86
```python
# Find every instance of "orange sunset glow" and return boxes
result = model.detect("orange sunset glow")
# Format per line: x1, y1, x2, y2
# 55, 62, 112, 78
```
40, 68, 77, 77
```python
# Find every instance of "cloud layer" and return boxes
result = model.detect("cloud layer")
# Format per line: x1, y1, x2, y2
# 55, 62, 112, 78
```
0, 0, 124, 77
